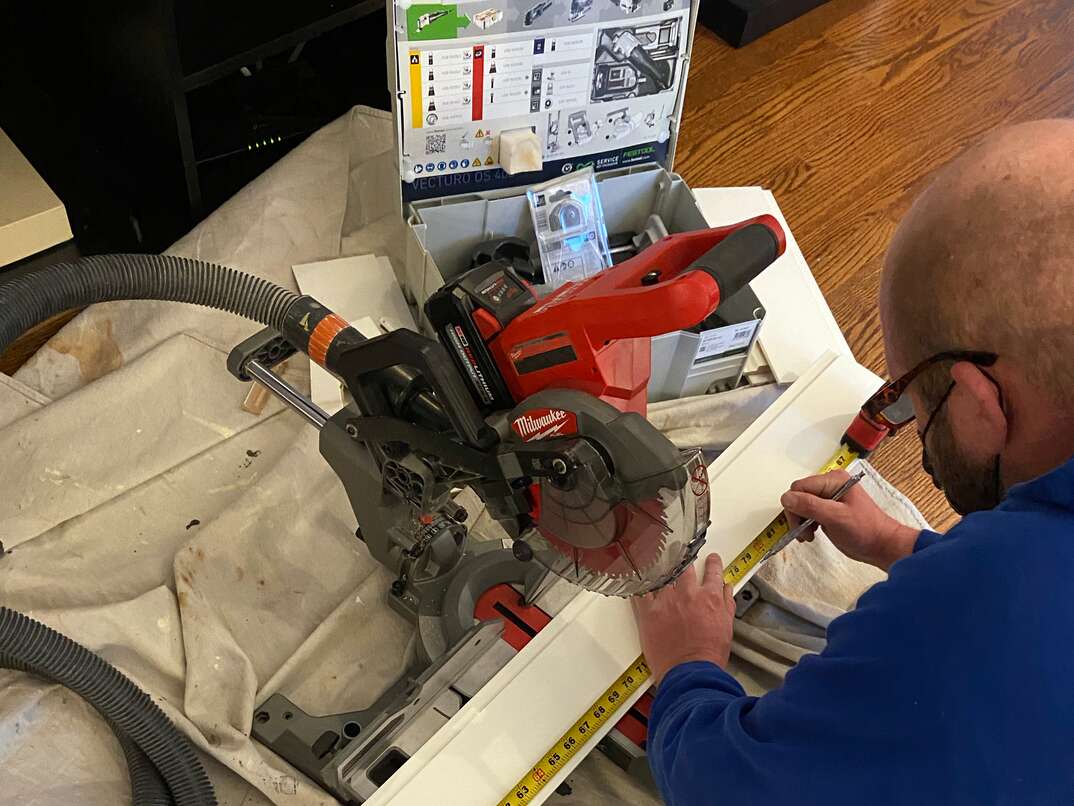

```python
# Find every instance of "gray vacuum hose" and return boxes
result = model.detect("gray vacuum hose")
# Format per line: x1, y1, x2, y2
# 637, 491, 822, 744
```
0, 254, 301, 804
0, 607, 214, 806
118, 733, 179, 806
0, 253, 300, 353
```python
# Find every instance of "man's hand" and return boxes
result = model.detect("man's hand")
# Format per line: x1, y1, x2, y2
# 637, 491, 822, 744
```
632, 554, 736, 686
780, 469, 921, 571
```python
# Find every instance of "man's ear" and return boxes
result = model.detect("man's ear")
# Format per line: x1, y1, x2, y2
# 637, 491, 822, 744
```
949, 361, 1007, 453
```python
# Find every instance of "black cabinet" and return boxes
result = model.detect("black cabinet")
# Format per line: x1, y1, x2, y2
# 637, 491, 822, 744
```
1, 2, 387, 253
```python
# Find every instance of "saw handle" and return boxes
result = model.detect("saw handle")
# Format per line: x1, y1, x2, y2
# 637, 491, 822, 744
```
569, 215, 786, 343
687, 220, 783, 304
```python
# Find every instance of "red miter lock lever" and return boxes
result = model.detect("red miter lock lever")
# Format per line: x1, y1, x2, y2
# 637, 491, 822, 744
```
488, 215, 787, 415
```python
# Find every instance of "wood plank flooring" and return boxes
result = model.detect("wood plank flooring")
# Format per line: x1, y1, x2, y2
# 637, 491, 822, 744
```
678, 0, 1074, 530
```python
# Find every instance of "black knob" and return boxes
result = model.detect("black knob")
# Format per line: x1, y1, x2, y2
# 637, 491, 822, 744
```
513, 539, 535, 562
641, 271, 660, 286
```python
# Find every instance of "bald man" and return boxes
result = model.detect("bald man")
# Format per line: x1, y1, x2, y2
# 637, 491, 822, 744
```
633, 120, 1074, 805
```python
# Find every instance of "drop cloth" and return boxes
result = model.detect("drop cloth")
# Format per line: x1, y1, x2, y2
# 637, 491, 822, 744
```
0, 107, 927, 805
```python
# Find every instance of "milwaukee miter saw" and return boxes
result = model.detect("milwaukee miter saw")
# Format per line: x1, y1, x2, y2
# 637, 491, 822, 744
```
218, 215, 785, 800
0, 213, 784, 802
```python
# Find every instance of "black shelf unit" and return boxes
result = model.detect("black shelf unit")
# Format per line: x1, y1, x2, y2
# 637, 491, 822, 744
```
113, 0, 386, 244
0, 2, 388, 254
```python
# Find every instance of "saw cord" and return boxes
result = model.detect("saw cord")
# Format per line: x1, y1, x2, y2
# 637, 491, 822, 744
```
0, 253, 308, 805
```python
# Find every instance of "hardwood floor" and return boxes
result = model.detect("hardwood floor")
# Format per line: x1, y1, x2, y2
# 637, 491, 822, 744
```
677, 0, 1074, 530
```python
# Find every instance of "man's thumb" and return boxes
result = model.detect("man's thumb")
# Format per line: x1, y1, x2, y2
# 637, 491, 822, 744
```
781, 491, 841, 523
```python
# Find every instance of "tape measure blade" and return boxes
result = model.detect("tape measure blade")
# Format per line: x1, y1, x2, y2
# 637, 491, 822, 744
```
723, 444, 859, 586
497, 656, 652, 806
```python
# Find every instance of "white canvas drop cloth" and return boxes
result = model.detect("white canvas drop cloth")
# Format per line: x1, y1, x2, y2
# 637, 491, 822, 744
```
0, 107, 927, 805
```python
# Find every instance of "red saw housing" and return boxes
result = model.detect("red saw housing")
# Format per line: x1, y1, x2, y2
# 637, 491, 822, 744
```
489, 215, 786, 415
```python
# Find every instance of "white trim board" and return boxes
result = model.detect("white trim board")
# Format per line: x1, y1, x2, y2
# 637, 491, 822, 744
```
693, 187, 852, 383
369, 351, 882, 805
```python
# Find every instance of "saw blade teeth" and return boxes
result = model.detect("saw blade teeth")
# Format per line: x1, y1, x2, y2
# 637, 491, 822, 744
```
600, 532, 669, 579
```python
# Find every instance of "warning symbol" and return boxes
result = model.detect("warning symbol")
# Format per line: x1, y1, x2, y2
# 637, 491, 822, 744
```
475, 128, 484, 137
484, 156, 494, 166
690, 465, 709, 497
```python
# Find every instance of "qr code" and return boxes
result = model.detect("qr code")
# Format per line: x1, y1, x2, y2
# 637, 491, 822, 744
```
425, 133, 447, 154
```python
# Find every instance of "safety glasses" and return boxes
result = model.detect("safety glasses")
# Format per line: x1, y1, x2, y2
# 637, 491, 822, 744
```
863, 350, 998, 432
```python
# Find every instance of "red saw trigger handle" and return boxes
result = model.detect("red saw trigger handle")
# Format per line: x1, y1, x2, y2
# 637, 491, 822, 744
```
578, 215, 786, 343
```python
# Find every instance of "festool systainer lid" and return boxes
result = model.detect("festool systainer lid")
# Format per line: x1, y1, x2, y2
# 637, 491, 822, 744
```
389, 0, 700, 204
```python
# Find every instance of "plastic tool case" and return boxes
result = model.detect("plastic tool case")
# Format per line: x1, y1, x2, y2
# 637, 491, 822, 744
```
391, 0, 763, 401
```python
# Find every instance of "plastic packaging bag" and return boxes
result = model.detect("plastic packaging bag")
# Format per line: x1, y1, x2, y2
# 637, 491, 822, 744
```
526, 167, 613, 291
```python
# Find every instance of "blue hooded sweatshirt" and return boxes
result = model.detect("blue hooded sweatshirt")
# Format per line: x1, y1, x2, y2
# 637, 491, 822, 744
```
648, 457, 1074, 805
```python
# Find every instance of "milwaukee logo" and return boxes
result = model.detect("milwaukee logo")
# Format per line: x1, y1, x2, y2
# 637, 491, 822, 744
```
511, 408, 578, 442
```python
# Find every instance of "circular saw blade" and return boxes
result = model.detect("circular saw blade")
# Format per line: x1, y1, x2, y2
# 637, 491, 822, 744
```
536, 468, 671, 581
504, 391, 711, 597
527, 447, 710, 596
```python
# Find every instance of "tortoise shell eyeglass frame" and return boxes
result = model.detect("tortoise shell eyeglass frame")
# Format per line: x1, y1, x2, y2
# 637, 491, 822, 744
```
862, 350, 999, 433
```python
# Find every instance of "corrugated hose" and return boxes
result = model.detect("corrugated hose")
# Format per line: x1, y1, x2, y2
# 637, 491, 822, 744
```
0, 253, 309, 805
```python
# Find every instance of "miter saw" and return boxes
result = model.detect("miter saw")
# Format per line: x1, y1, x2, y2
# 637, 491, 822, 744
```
0, 212, 784, 804
220, 216, 785, 801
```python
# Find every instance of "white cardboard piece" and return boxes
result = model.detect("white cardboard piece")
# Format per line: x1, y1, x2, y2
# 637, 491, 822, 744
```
693, 187, 852, 383
368, 350, 881, 806
292, 255, 417, 413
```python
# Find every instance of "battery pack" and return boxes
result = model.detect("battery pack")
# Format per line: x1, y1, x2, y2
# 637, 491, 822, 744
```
425, 259, 538, 414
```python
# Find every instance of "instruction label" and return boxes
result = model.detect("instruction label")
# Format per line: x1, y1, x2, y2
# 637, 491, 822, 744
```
393, 0, 692, 201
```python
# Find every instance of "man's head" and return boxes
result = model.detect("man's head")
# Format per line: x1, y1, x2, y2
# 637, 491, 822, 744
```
880, 119, 1074, 514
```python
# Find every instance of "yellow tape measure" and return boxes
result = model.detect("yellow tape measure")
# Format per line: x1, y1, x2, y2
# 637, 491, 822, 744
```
497, 442, 860, 806
497, 656, 651, 806
724, 442, 860, 585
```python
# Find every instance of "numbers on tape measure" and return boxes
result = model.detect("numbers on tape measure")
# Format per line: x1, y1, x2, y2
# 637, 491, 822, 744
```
496, 656, 652, 806
824, 444, 858, 471
830, 451, 851, 468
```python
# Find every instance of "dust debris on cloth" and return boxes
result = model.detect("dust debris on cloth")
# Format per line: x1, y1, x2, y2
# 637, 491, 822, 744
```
0, 106, 928, 805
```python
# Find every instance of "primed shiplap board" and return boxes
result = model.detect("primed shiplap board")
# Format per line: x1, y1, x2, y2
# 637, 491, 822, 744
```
370, 351, 881, 805
693, 187, 852, 383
